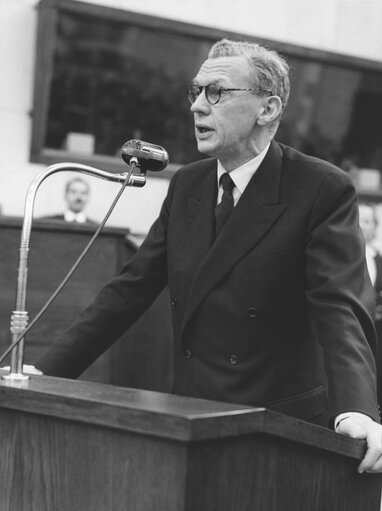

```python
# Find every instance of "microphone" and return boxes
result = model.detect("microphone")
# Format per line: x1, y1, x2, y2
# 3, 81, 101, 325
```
121, 139, 169, 172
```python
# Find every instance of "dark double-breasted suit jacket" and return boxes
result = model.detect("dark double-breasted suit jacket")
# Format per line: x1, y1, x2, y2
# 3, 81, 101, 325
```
37, 141, 380, 425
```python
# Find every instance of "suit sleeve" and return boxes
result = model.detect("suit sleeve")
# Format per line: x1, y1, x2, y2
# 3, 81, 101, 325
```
305, 170, 380, 423
35, 173, 178, 378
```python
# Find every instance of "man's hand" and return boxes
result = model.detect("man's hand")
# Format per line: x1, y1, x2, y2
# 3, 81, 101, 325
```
335, 412, 382, 473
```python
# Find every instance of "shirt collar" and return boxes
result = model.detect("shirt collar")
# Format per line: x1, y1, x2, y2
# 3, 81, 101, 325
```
365, 244, 377, 259
217, 143, 271, 193
64, 210, 87, 223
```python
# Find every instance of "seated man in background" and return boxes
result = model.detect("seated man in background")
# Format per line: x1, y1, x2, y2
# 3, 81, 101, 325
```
359, 201, 382, 408
44, 177, 96, 224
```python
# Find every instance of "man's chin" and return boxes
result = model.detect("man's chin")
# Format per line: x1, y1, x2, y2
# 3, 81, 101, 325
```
196, 140, 216, 158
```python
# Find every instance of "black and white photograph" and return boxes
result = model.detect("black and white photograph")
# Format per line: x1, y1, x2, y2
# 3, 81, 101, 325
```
1, 0, 382, 509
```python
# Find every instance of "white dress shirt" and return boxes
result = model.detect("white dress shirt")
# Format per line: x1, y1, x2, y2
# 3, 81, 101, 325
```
216, 143, 270, 205
64, 210, 87, 223
365, 244, 377, 286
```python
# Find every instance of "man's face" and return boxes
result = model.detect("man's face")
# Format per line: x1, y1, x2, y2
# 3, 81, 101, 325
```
65, 180, 89, 213
190, 55, 268, 170
359, 204, 376, 244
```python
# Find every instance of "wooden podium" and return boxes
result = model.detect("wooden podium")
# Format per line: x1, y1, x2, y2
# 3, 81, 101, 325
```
0, 372, 381, 511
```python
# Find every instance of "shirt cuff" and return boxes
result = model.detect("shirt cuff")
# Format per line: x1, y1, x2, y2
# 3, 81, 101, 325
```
334, 411, 374, 431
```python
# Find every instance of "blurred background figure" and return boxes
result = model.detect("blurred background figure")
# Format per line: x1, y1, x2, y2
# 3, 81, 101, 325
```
359, 202, 382, 296
44, 177, 96, 224
359, 201, 382, 406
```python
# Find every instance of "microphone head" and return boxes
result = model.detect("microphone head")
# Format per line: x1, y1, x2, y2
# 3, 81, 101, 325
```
121, 139, 169, 172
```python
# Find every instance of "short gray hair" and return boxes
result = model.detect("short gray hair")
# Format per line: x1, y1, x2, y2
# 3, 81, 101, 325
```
208, 39, 290, 117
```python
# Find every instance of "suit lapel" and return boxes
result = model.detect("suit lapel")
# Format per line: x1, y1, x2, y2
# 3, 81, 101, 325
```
181, 141, 287, 333
186, 162, 217, 268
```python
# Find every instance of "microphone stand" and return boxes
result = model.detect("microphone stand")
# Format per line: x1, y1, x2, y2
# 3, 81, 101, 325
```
2, 160, 145, 381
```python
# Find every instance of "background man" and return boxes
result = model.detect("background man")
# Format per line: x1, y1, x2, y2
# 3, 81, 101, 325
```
359, 201, 382, 408
44, 177, 95, 223
35, 39, 382, 473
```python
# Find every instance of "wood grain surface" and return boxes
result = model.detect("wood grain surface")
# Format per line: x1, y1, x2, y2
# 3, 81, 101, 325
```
0, 374, 381, 511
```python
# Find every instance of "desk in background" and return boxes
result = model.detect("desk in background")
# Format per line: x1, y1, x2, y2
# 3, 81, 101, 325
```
0, 217, 173, 392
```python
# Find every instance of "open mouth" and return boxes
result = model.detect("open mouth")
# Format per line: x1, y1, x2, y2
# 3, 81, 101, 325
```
197, 126, 213, 134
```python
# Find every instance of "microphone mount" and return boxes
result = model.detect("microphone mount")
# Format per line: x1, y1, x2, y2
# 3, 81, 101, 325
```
2, 161, 145, 381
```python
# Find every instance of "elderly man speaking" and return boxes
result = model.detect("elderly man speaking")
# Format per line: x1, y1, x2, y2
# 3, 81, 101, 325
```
36, 39, 382, 474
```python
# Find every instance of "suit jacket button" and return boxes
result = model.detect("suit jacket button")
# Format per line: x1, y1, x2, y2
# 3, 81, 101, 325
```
248, 307, 257, 318
171, 297, 177, 308
229, 354, 238, 365
185, 348, 192, 359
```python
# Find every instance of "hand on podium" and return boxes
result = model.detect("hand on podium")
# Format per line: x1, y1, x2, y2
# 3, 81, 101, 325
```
335, 412, 382, 473
0, 364, 43, 375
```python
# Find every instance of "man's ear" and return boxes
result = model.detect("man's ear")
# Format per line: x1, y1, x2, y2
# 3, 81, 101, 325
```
256, 96, 282, 126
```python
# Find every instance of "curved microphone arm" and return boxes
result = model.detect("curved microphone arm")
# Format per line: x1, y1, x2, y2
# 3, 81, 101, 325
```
4, 162, 145, 380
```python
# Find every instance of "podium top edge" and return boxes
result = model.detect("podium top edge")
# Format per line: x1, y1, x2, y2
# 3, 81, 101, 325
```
0, 215, 131, 236
0, 373, 365, 460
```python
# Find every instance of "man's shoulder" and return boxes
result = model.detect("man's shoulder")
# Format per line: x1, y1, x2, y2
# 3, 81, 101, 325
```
278, 142, 340, 170
276, 141, 352, 184
174, 157, 217, 181
84, 217, 98, 225
39, 214, 65, 221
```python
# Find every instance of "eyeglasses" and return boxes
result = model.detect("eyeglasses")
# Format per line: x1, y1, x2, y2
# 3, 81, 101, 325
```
187, 83, 273, 105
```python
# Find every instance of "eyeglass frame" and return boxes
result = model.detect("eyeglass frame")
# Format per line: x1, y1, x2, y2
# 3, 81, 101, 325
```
187, 83, 273, 105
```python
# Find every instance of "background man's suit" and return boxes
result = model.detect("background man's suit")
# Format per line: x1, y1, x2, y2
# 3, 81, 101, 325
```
37, 141, 379, 425
372, 252, 382, 408
40, 214, 97, 224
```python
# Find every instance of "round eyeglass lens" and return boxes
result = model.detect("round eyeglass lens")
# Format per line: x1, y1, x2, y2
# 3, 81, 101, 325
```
205, 84, 220, 104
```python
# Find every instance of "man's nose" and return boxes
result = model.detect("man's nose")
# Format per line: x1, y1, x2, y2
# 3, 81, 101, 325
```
190, 90, 210, 113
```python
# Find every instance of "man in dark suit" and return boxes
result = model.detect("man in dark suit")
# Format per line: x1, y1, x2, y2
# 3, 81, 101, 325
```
35, 39, 382, 473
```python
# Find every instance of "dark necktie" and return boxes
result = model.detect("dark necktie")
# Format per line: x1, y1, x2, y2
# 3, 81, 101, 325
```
215, 173, 235, 237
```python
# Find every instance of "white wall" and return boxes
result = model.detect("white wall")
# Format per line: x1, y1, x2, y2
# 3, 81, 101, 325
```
1, 0, 382, 232
0, 0, 39, 217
